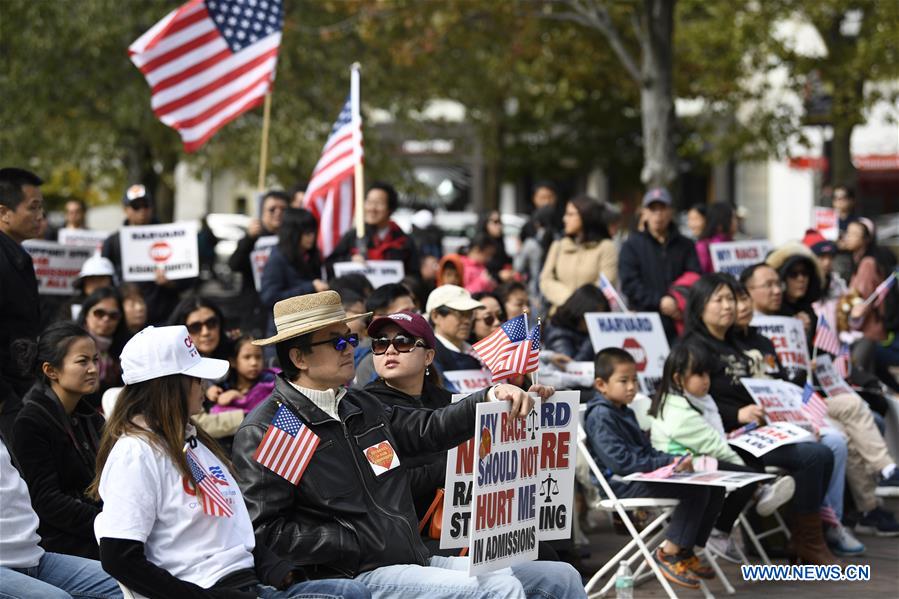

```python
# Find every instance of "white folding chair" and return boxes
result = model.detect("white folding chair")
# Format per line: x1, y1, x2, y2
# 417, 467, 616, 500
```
735, 466, 791, 566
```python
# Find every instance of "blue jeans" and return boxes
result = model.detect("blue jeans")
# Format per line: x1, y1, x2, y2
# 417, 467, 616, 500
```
353, 555, 585, 599
819, 428, 848, 522
257, 578, 371, 598
0, 552, 122, 599
617, 481, 726, 549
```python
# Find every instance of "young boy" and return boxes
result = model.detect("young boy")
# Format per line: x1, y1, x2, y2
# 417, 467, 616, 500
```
585, 348, 725, 590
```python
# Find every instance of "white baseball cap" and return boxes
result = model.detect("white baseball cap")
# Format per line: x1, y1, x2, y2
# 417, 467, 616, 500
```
425, 284, 485, 315
78, 255, 115, 279
121, 325, 229, 385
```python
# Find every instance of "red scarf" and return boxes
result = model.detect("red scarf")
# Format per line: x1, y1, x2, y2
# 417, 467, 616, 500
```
357, 221, 408, 261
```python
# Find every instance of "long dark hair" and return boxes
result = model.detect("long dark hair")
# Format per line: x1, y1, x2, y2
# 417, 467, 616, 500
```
683, 273, 738, 339
649, 342, 715, 418
78, 287, 129, 356
551, 284, 609, 331
278, 208, 321, 277
13, 322, 93, 384
699, 202, 734, 240
169, 296, 232, 359
568, 195, 610, 243
88, 374, 230, 500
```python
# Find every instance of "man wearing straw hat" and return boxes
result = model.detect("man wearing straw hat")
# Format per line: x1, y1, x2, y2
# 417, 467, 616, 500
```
232, 291, 585, 599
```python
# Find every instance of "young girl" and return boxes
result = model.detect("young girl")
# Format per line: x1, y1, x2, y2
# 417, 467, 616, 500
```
649, 343, 795, 562
89, 325, 368, 599
209, 336, 279, 415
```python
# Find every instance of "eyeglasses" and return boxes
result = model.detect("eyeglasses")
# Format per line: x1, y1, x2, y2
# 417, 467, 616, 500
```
371, 334, 426, 355
308, 333, 359, 352
474, 314, 497, 327
186, 316, 220, 334
786, 270, 810, 279
748, 281, 783, 292
90, 308, 121, 321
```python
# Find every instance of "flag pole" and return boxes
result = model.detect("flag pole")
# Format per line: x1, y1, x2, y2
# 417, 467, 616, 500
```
351, 63, 365, 240
533, 316, 541, 387
257, 93, 273, 192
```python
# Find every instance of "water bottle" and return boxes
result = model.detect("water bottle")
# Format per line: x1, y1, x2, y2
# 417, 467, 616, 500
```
615, 560, 634, 599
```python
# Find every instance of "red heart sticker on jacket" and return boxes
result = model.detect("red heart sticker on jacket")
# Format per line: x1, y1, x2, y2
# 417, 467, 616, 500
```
365, 442, 396, 470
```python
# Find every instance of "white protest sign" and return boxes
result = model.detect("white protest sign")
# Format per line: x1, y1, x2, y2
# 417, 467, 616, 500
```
585, 312, 668, 396
813, 207, 838, 241
333, 260, 404, 288
119, 222, 199, 282
814, 355, 855, 398
442, 369, 493, 394
623, 470, 774, 489
741, 378, 813, 428
536, 391, 578, 540
750, 315, 810, 379
728, 422, 815, 458
58, 228, 109, 248
709, 240, 772, 277
250, 235, 278, 292
537, 361, 594, 390
22, 241, 95, 296
469, 399, 541, 575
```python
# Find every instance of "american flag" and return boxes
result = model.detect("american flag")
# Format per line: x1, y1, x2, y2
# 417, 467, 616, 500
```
303, 70, 364, 257
495, 321, 541, 380
598, 274, 627, 312
801, 382, 828, 429
812, 315, 840, 355
472, 314, 529, 381
870, 271, 896, 308
834, 343, 851, 378
128, 0, 283, 153
254, 404, 320, 485
185, 447, 233, 517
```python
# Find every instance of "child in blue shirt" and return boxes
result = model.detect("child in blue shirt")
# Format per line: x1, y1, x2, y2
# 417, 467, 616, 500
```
585, 348, 725, 590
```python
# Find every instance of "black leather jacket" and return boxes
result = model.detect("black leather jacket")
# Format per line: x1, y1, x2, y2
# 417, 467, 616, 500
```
232, 375, 487, 579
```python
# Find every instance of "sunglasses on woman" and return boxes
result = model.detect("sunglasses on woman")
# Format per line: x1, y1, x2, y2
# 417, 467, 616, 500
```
186, 316, 220, 334
474, 314, 497, 327
90, 308, 121, 321
371, 334, 426, 355
308, 333, 360, 352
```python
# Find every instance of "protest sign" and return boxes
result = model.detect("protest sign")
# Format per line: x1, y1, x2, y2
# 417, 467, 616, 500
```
57, 228, 109, 248
536, 391, 578, 541
442, 369, 493, 394
750, 315, 811, 379
728, 422, 815, 458
441, 395, 476, 550
537, 361, 594, 390
814, 355, 856, 398
623, 470, 774, 489
469, 399, 541, 575
709, 240, 772, 277
249, 235, 278, 292
119, 222, 199, 282
22, 241, 94, 295
333, 260, 404, 288
741, 378, 813, 428
585, 312, 668, 396
813, 207, 838, 241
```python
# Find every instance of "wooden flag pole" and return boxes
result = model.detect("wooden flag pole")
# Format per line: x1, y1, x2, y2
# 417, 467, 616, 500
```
351, 63, 365, 240
257, 93, 273, 192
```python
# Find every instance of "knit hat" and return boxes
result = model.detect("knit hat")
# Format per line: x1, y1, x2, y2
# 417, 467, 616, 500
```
801, 229, 837, 256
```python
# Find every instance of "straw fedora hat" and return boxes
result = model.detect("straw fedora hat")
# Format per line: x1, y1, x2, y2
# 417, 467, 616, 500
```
253, 291, 372, 346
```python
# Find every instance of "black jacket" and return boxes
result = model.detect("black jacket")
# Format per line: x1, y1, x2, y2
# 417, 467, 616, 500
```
0, 230, 40, 443
433, 341, 483, 373
232, 375, 487, 579
364, 378, 450, 520
618, 227, 699, 338
324, 223, 419, 280
12, 382, 103, 559
102, 223, 195, 326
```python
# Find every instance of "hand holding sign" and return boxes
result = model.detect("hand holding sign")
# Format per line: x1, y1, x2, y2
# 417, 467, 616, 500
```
493, 384, 539, 418
738, 404, 766, 425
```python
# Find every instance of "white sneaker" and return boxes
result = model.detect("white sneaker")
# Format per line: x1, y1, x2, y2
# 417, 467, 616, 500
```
756, 476, 795, 517
706, 529, 742, 564
825, 524, 866, 556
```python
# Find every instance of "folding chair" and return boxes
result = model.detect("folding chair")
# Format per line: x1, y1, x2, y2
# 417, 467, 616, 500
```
735, 466, 791, 566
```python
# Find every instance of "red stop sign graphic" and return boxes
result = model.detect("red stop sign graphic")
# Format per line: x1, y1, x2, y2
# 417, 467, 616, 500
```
149, 241, 172, 263
622, 338, 647, 372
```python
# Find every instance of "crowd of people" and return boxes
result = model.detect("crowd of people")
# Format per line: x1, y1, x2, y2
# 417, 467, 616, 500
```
1, 165, 898, 597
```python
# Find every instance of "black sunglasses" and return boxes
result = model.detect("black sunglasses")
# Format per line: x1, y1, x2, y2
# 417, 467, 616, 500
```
309, 333, 360, 352
91, 308, 121, 321
127, 199, 150, 211
371, 334, 426, 355
186, 316, 220, 334
474, 314, 497, 327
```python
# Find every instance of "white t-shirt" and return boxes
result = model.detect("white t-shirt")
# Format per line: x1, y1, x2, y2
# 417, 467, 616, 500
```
0, 438, 44, 568
94, 432, 255, 588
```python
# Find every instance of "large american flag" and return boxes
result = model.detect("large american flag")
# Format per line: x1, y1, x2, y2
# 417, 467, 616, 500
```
812, 314, 840, 355
185, 447, 233, 517
473, 314, 529, 381
254, 404, 320, 485
303, 77, 364, 257
801, 382, 828, 430
128, 0, 283, 152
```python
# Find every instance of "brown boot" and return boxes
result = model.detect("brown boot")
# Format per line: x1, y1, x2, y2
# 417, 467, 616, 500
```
790, 513, 841, 565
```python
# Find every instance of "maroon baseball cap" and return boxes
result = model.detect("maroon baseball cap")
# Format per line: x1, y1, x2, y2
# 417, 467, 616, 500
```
367, 311, 438, 349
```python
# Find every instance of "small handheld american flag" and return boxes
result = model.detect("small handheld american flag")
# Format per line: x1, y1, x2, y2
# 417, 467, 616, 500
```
499, 321, 541, 381
801, 382, 828, 430
598, 273, 627, 312
254, 404, 320, 486
185, 446, 233, 517
472, 314, 532, 383
834, 343, 851, 378
812, 314, 840, 356
865, 270, 896, 308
